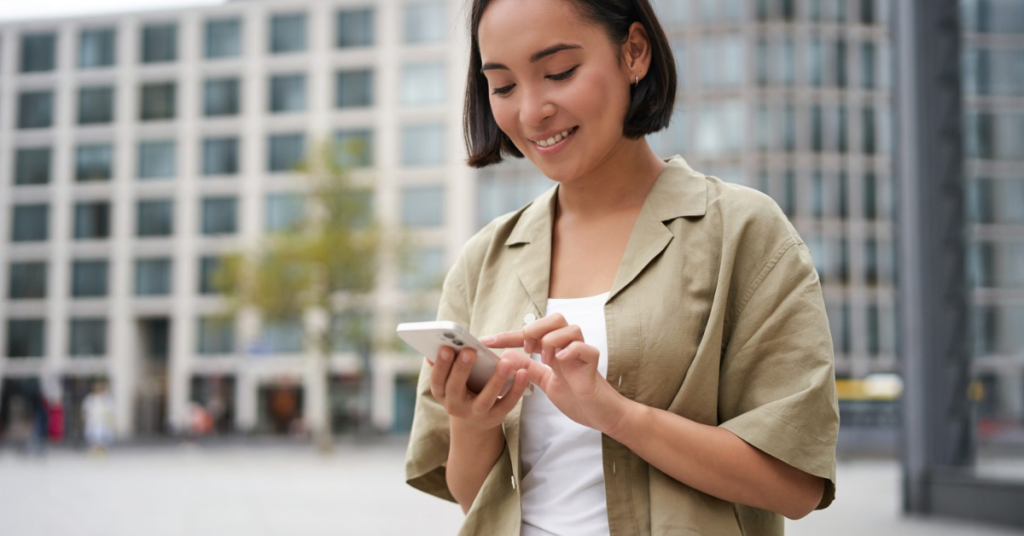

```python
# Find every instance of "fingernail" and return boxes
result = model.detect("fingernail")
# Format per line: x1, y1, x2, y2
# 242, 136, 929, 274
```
461, 351, 473, 363
440, 350, 451, 362
481, 335, 496, 344
555, 349, 567, 359
498, 361, 510, 376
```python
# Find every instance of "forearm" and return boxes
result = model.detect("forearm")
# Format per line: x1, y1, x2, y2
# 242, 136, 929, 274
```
607, 399, 823, 520
446, 418, 505, 514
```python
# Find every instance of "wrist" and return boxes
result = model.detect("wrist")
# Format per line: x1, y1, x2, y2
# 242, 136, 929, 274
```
598, 386, 644, 439
450, 416, 503, 437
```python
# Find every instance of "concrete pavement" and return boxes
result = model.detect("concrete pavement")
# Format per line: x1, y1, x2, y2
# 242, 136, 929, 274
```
0, 441, 1021, 535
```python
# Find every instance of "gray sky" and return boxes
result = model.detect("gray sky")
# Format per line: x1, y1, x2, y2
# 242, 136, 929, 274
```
0, 0, 225, 21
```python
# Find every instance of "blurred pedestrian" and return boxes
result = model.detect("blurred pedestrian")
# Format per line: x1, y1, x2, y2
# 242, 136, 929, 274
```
82, 381, 115, 454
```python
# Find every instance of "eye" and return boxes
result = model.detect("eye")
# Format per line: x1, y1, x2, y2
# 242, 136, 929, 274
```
547, 65, 579, 81
490, 65, 580, 97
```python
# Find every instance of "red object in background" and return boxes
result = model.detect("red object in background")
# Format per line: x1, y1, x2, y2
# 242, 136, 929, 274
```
47, 399, 65, 443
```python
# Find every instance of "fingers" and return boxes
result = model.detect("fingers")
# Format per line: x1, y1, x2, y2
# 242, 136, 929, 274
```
482, 313, 570, 354
470, 359, 514, 415
493, 369, 531, 415
554, 340, 599, 365
445, 347, 477, 402
502, 351, 552, 388
539, 325, 584, 365
429, 346, 456, 401
523, 313, 569, 354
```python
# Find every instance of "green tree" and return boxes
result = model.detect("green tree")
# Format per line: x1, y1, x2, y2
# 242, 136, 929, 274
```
212, 139, 399, 451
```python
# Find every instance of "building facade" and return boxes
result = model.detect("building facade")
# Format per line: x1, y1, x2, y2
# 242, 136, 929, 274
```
0, 0, 473, 440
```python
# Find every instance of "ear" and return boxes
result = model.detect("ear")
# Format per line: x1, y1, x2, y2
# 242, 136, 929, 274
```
621, 21, 652, 83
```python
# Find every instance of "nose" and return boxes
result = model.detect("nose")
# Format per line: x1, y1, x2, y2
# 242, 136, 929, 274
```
518, 86, 556, 129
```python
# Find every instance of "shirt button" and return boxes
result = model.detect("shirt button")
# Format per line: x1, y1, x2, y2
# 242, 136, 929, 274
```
524, 313, 536, 324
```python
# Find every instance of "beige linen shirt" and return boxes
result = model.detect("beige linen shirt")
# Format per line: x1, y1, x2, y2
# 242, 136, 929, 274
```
405, 155, 839, 535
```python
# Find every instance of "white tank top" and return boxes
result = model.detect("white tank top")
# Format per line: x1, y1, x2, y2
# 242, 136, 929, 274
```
520, 292, 611, 536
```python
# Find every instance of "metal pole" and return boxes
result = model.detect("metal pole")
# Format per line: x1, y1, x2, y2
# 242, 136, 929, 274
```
894, 0, 975, 515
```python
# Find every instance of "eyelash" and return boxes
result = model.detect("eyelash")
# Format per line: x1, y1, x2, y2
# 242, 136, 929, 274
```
492, 65, 579, 96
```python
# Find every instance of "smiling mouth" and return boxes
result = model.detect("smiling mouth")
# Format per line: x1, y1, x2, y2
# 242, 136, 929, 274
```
532, 126, 579, 148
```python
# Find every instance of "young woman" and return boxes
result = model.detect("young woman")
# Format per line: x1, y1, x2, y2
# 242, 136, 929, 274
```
405, 0, 839, 534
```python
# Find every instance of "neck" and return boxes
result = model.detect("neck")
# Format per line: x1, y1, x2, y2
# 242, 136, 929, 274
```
555, 138, 666, 218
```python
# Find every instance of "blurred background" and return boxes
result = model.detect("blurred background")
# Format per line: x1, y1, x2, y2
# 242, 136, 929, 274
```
0, 0, 1022, 534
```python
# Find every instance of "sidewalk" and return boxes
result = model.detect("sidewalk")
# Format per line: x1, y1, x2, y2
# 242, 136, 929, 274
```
0, 441, 1021, 535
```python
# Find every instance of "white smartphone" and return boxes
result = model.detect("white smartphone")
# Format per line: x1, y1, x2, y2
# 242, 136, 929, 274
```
396, 321, 514, 397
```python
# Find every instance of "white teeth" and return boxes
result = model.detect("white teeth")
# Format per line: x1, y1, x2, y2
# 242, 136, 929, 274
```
535, 128, 574, 148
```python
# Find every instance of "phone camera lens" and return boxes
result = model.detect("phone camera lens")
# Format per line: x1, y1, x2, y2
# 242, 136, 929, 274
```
444, 333, 455, 339
453, 340, 464, 346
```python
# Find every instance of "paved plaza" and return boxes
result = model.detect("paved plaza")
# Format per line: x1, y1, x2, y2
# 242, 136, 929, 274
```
1, 440, 1022, 536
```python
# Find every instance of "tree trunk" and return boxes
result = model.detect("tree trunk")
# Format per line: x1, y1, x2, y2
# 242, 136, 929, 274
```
358, 343, 374, 437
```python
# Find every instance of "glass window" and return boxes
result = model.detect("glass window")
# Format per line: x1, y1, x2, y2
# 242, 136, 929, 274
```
476, 172, 554, 230
74, 202, 111, 240
330, 309, 374, 352
756, 39, 769, 86
863, 172, 877, 220
837, 171, 849, 219
270, 13, 306, 53
137, 199, 174, 237
400, 246, 445, 291
335, 69, 374, 108
334, 130, 373, 168
18, 91, 54, 129
268, 133, 305, 172
262, 318, 304, 353
864, 237, 879, 284
809, 37, 823, 87
963, 47, 1024, 97
79, 28, 116, 68
15, 147, 51, 185
755, 105, 771, 150
7, 320, 45, 357
138, 140, 176, 179
140, 82, 176, 121
401, 124, 445, 166
205, 18, 241, 59
9, 262, 47, 299
835, 38, 847, 88
78, 86, 114, 124
21, 33, 56, 73
866, 303, 880, 354
269, 74, 306, 113
401, 62, 446, 106
967, 177, 1024, 224
404, 2, 446, 44
265, 193, 304, 232
336, 8, 375, 48
198, 317, 234, 354
69, 318, 106, 357
12, 205, 49, 242
201, 197, 238, 235
142, 23, 177, 63
782, 170, 797, 218
962, 0, 1024, 34
135, 258, 171, 296
811, 170, 825, 218
654, 0, 690, 22
401, 185, 445, 227
811, 105, 824, 152
860, 0, 875, 24
199, 256, 222, 294
862, 106, 876, 154
861, 42, 876, 89
783, 103, 796, 152
72, 260, 108, 297
965, 111, 1024, 160
76, 143, 113, 182
782, 37, 796, 85
202, 137, 239, 176
204, 78, 240, 116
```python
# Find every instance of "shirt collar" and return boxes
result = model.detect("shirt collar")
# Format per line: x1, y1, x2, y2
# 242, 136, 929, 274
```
504, 154, 707, 247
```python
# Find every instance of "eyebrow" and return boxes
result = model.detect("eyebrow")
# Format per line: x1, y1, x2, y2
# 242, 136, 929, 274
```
480, 43, 582, 73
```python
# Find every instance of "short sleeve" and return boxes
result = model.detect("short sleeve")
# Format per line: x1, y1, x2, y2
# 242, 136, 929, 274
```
718, 241, 840, 510
403, 256, 471, 503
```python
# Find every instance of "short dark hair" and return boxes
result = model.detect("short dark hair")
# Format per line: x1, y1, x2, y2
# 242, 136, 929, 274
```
463, 0, 677, 168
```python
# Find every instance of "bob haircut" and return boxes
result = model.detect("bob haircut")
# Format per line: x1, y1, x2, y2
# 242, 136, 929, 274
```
464, 0, 677, 168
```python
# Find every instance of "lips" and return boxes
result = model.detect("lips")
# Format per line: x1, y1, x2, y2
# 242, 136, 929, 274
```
531, 126, 579, 148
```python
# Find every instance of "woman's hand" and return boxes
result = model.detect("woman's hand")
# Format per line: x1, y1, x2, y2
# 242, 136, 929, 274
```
428, 346, 531, 432
481, 314, 630, 435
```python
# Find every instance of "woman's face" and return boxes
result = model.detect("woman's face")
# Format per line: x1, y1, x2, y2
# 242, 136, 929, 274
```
478, 0, 634, 183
